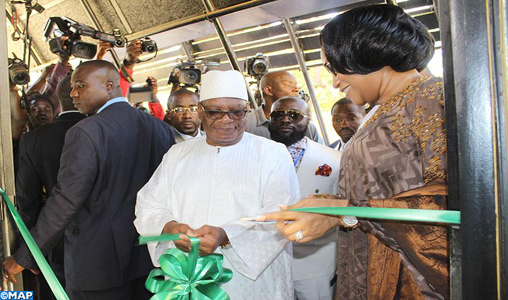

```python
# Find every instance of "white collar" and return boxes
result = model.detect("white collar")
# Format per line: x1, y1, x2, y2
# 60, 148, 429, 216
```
58, 110, 80, 117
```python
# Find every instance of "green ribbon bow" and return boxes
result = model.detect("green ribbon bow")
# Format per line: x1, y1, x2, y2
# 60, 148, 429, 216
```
0, 188, 70, 300
139, 234, 233, 300
290, 207, 460, 224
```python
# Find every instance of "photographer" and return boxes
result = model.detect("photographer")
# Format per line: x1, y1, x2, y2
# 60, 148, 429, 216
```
37, 37, 72, 116
97, 41, 165, 120
41, 46, 71, 100
10, 82, 28, 142
144, 76, 164, 120
26, 93, 55, 127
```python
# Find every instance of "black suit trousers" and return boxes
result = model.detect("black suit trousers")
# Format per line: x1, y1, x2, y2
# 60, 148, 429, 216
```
65, 276, 151, 300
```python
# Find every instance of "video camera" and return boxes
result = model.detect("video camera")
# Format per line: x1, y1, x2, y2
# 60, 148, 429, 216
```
168, 59, 220, 87
43, 16, 127, 59
8, 57, 30, 85
245, 53, 269, 78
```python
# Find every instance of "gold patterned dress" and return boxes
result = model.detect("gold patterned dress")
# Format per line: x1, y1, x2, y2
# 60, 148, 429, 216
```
335, 76, 449, 300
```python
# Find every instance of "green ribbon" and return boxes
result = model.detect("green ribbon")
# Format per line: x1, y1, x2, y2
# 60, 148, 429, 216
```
290, 206, 460, 224
0, 188, 70, 300
139, 234, 233, 300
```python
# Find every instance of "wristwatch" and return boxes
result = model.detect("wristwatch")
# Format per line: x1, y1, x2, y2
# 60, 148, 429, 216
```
342, 216, 358, 227
220, 239, 231, 250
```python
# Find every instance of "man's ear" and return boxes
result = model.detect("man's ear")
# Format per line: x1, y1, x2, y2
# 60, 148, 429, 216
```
106, 80, 114, 93
197, 102, 205, 121
264, 85, 273, 97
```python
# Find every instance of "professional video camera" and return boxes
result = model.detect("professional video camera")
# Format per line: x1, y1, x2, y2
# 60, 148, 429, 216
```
168, 59, 220, 87
43, 16, 127, 59
8, 57, 30, 85
245, 53, 269, 78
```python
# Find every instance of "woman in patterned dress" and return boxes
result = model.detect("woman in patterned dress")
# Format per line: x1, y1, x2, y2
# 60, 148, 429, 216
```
263, 4, 449, 300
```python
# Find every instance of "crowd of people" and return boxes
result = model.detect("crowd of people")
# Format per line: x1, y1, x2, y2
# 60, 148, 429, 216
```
3, 4, 448, 300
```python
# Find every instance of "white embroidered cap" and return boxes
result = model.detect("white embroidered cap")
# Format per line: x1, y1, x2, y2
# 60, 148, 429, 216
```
200, 70, 248, 102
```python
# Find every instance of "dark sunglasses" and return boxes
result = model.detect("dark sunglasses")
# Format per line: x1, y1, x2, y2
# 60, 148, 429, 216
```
323, 62, 337, 76
200, 103, 248, 120
270, 110, 309, 123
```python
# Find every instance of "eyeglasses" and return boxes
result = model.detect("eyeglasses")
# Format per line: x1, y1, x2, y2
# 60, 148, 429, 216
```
323, 62, 337, 76
200, 103, 248, 120
270, 110, 309, 123
169, 106, 198, 114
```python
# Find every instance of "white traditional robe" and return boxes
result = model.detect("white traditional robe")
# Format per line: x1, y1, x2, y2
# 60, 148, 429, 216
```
134, 133, 300, 300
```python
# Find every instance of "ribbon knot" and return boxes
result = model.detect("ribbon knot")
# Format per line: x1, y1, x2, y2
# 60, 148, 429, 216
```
143, 236, 233, 300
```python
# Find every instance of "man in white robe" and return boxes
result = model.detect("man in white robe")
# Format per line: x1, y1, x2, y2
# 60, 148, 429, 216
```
134, 70, 299, 300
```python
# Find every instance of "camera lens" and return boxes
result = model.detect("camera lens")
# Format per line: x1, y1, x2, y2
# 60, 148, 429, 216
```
13, 73, 30, 85
252, 59, 268, 75
179, 69, 201, 85
71, 41, 97, 59
9, 64, 30, 85
141, 41, 157, 53
115, 39, 125, 47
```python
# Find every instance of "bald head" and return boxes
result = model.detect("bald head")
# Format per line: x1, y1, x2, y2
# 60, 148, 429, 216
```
260, 71, 289, 91
168, 89, 199, 109
71, 60, 123, 115
272, 96, 310, 115
76, 60, 121, 88
259, 71, 299, 109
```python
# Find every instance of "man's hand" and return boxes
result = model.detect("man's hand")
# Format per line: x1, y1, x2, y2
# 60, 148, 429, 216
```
10, 84, 28, 141
2, 256, 37, 284
57, 36, 70, 64
96, 41, 113, 60
145, 76, 158, 102
191, 225, 228, 256
124, 39, 142, 69
162, 221, 194, 253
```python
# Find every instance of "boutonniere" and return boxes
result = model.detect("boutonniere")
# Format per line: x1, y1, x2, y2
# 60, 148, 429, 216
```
315, 164, 332, 177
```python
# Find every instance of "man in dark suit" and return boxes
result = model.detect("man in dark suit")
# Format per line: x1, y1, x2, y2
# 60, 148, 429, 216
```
4, 60, 175, 300
329, 98, 365, 151
164, 89, 203, 143
15, 74, 85, 299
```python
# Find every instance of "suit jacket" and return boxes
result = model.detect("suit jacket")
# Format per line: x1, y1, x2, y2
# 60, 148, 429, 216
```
16, 112, 86, 229
293, 137, 341, 281
15, 102, 175, 291
170, 126, 205, 143
329, 139, 346, 151
171, 127, 186, 143
16, 111, 86, 287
